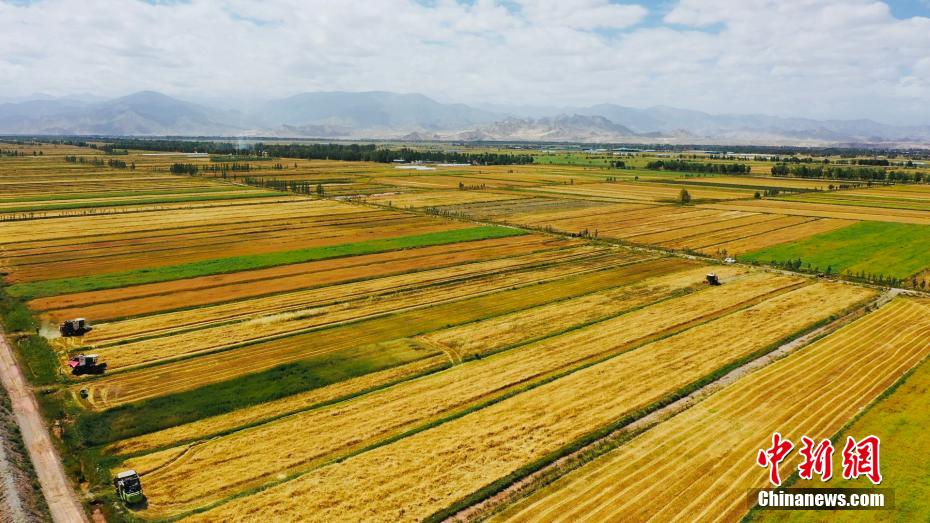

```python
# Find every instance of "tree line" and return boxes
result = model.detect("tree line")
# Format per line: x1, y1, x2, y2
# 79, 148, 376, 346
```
260, 143, 534, 165
645, 160, 750, 174
64, 155, 133, 169
100, 139, 534, 165
771, 163, 924, 183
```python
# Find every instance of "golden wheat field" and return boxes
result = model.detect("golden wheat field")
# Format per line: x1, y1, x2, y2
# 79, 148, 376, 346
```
2, 144, 928, 523
497, 298, 929, 523
180, 281, 872, 522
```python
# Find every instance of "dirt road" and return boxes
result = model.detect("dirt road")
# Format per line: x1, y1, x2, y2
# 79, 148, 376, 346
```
0, 329, 87, 523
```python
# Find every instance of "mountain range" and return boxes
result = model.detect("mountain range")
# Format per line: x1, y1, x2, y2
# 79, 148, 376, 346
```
1, 90, 928, 147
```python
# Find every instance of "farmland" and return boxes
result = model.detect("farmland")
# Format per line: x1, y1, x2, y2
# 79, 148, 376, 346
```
753, 327, 930, 523
0, 141, 928, 522
182, 281, 874, 522
496, 298, 930, 523
743, 221, 930, 281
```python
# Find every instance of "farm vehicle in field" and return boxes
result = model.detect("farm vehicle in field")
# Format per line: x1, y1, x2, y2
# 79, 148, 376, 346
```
706, 273, 721, 286
68, 354, 107, 375
59, 318, 92, 337
114, 470, 145, 505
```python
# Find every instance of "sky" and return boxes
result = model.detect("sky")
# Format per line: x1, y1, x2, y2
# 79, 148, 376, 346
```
1, 0, 930, 124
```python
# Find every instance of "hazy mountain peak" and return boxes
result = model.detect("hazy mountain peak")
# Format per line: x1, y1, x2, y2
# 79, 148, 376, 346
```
0, 90, 927, 145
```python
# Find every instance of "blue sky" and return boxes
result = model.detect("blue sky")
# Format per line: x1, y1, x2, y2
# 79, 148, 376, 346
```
1, 0, 930, 124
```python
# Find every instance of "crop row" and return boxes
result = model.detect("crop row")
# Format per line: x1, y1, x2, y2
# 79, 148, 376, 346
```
179, 280, 872, 522
498, 298, 930, 522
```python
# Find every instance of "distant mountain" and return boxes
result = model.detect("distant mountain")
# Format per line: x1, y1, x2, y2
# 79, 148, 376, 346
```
572, 104, 930, 144
257, 91, 498, 130
0, 90, 928, 146
453, 115, 637, 142
0, 91, 244, 135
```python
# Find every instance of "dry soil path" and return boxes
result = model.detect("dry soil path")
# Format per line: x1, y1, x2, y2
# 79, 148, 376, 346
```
0, 328, 87, 523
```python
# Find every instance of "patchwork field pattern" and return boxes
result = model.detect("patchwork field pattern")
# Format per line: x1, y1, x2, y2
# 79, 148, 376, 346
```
1, 145, 928, 523
182, 281, 873, 522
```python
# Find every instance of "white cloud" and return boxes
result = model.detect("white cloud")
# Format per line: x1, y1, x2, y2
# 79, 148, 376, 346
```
0, 0, 929, 123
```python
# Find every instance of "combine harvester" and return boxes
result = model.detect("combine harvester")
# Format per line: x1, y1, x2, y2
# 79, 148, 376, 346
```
59, 318, 92, 337
114, 470, 145, 505
67, 354, 106, 375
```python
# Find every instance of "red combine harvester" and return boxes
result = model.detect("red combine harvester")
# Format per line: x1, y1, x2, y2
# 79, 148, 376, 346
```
68, 354, 107, 375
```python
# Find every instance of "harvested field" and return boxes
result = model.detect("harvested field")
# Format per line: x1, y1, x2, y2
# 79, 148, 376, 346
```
780, 183, 930, 211
699, 218, 853, 256
701, 199, 930, 224
84, 247, 640, 371
528, 181, 755, 202
108, 263, 735, 453
429, 197, 608, 223
106, 355, 450, 456
498, 298, 929, 523
38, 234, 570, 323
0, 199, 356, 245
363, 190, 526, 208
5, 210, 473, 288
0, 194, 304, 222
658, 216, 816, 250
181, 281, 872, 522
660, 176, 833, 191
417, 263, 737, 359
10, 225, 512, 299
77, 248, 656, 407
122, 269, 788, 514
126, 266, 779, 515
756, 335, 930, 523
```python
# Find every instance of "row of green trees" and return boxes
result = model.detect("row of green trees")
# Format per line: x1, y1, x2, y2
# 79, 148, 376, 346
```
63, 156, 132, 169
101, 139, 534, 165
646, 160, 750, 174
169, 163, 199, 175
240, 176, 323, 196
771, 163, 924, 182
767, 258, 912, 287
261, 143, 534, 165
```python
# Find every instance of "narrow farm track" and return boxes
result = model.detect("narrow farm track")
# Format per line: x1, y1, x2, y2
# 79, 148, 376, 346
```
0, 327, 86, 523
496, 298, 930, 523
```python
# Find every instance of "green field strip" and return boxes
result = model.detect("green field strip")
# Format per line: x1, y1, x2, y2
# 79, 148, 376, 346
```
7, 226, 526, 298
742, 221, 930, 279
